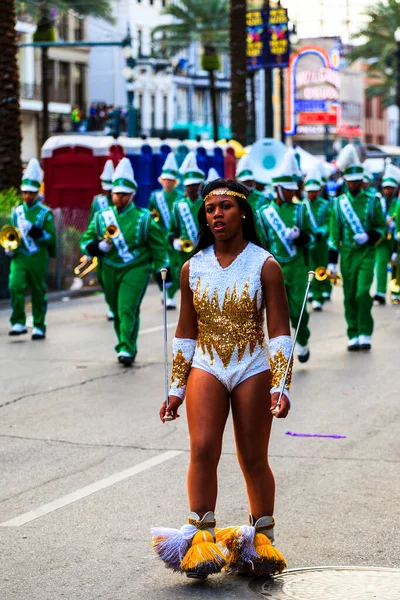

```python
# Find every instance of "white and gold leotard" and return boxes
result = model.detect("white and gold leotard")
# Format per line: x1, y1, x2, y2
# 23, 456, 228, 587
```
188, 242, 271, 392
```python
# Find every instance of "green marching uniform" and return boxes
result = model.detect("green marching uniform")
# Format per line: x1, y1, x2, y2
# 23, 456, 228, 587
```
247, 189, 266, 213
9, 200, 56, 334
303, 196, 331, 304
168, 195, 202, 281
328, 189, 385, 344
81, 203, 169, 360
149, 187, 182, 300
256, 199, 313, 348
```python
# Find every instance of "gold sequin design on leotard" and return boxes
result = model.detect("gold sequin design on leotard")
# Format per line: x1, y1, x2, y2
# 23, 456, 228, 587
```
193, 278, 265, 368
171, 349, 193, 388
269, 348, 293, 390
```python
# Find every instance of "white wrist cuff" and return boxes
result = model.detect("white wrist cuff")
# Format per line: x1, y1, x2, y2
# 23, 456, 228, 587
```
268, 335, 293, 398
169, 338, 196, 399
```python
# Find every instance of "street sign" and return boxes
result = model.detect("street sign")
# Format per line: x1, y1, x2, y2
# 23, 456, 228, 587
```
265, 7, 290, 69
246, 9, 268, 71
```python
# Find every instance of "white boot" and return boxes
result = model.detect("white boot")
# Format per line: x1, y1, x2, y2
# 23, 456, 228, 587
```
312, 300, 322, 311
31, 327, 45, 340
166, 297, 176, 310
296, 343, 310, 363
358, 334, 372, 350
347, 337, 359, 351
106, 309, 114, 321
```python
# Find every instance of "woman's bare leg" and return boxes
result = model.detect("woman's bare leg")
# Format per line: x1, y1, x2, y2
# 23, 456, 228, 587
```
186, 368, 230, 517
231, 370, 275, 519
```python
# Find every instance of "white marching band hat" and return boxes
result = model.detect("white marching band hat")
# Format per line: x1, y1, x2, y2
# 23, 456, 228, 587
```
336, 144, 364, 181
236, 154, 254, 182
159, 152, 179, 182
21, 158, 43, 192
304, 165, 322, 192
100, 159, 114, 191
112, 157, 137, 194
271, 148, 302, 190
382, 163, 400, 187
179, 152, 205, 186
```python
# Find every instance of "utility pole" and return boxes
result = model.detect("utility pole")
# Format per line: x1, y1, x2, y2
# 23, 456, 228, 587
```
264, 0, 274, 137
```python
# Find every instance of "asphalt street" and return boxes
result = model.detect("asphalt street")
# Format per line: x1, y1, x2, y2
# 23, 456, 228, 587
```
1, 283, 399, 600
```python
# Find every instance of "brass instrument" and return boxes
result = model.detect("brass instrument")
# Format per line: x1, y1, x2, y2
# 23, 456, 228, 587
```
315, 266, 342, 287
73, 225, 119, 278
389, 234, 400, 303
0, 225, 21, 251
151, 208, 160, 222
180, 238, 194, 253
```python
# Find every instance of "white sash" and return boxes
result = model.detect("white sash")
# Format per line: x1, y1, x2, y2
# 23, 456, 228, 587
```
339, 196, 366, 236
303, 199, 318, 232
263, 204, 297, 258
97, 195, 109, 211
15, 205, 38, 254
155, 190, 170, 230
102, 208, 134, 263
379, 194, 386, 217
178, 201, 198, 244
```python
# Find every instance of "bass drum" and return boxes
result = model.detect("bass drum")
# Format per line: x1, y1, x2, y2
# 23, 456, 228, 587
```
247, 138, 287, 184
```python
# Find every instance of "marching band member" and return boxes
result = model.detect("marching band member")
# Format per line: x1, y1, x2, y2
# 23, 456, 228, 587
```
6, 158, 56, 340
149, 152, 182, 309
328, 144, 385, 351
255, 150, 313, 363
374, 163, 400, 305
89, 159, 115, 320
168, 152, 204, 280
80, 158, 170, 366
153, 178, 290, 579
236, 154, 266, 212
303, 166, 331, 310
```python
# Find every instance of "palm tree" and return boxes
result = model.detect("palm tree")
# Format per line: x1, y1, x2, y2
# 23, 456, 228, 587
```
348, 0, 400, 105
0, 1, 22, 190
152, 0, 229, 142
230, 0, 247, 145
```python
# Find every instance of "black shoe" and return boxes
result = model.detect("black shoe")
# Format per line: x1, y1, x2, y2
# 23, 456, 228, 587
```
373, 294, 386, 305
298, 349, 310, 363
359, 344, 371, 351
118, 355, 133, 367
31, 331, 46, 340
347, 344, 359, 352
9, 327, 28, 336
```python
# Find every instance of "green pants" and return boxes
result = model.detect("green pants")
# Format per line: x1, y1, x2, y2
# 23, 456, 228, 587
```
375, 239, 391, 294
340, 246, 375, 340
309, 240, 331, 302
9, 252, 48, 331
103, 262, 150, 357
96, 259, 114, 313
280, 256, 310, 347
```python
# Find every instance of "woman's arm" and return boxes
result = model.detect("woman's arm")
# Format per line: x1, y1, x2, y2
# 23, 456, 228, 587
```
261, 258, 291, 418
160, 261, 198, 422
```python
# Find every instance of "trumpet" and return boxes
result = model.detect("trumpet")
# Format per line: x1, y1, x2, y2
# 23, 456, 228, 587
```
180, 238, 194, 253
315, 266, 342, 287
151, 208, 160, 222
74, 225, 119, 278
0, 225, 21, 251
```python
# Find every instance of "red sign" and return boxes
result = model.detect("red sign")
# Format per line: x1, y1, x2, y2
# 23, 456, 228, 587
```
298, 112, 337, 125
336, 125, 363, 138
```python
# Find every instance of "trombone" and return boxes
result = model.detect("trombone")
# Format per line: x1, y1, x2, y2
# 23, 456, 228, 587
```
0, 225, 21, 251
74, 224, 119, 279
315, 266, 342, 287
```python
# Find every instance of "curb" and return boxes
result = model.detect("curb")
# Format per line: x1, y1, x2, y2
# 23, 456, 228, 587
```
0, 286, 102, 310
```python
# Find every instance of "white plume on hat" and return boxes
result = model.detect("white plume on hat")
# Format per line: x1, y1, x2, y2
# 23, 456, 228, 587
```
336, 144, 363, 181
362, 163, 373, 183
205, 167, 221, 184
160, 152, 179, 181
317, 162, 328, 184
304, 165, 322, 192
100, 159, 114, 191
112, 157, 137, 194
236, 154, 254, 181
179, 151, 205, 186
272, 148, 301, 190
21, 158, 44, 192
382, 163, 400, 187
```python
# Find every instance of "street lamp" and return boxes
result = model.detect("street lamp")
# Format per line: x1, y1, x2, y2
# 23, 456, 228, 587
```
394, 27, 400, 146
122, 26, 138, 138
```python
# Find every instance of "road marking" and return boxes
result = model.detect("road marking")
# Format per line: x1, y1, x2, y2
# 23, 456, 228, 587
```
140, 322, 177, 336
0, 450, 183, 527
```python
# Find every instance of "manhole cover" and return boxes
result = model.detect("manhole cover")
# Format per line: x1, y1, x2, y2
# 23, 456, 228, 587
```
249, 566, 400, 599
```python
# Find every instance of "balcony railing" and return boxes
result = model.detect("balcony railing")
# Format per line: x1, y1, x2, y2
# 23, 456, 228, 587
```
20, 83, 70, 104
20, 83, 41, 100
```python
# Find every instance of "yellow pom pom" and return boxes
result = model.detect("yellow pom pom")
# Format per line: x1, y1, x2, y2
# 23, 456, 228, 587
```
180, 529, 225, 574
254, 532, 287, 574
192, 530, 213, 545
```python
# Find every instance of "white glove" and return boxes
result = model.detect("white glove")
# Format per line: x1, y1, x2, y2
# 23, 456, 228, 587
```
391, 252, 398, 263
285, 226, 300, 240
387, 218, 395, 232
327, 263, 337, 276
353, 232, 369, 245
5, 249, 14, 257
172, 238, 182, 251
99, 239, 112, 253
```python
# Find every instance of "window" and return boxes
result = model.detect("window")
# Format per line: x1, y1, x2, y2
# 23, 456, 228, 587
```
59, 62, 70, 90
151, 95, 156, 129
58, 14, 69, 41
365, 134, 373, 143
137, 28, 143, 58
74, 16, 84, 42
365, 97, 373, 119
378, 135, 385, 144
163, 95, 168, 128
377, 97, 384, 120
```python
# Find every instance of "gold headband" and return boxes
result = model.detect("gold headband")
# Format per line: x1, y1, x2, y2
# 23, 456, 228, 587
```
203, 189, 247, 203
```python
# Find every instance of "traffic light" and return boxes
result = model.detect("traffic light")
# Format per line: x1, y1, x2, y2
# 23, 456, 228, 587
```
106, 108, 121, 138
